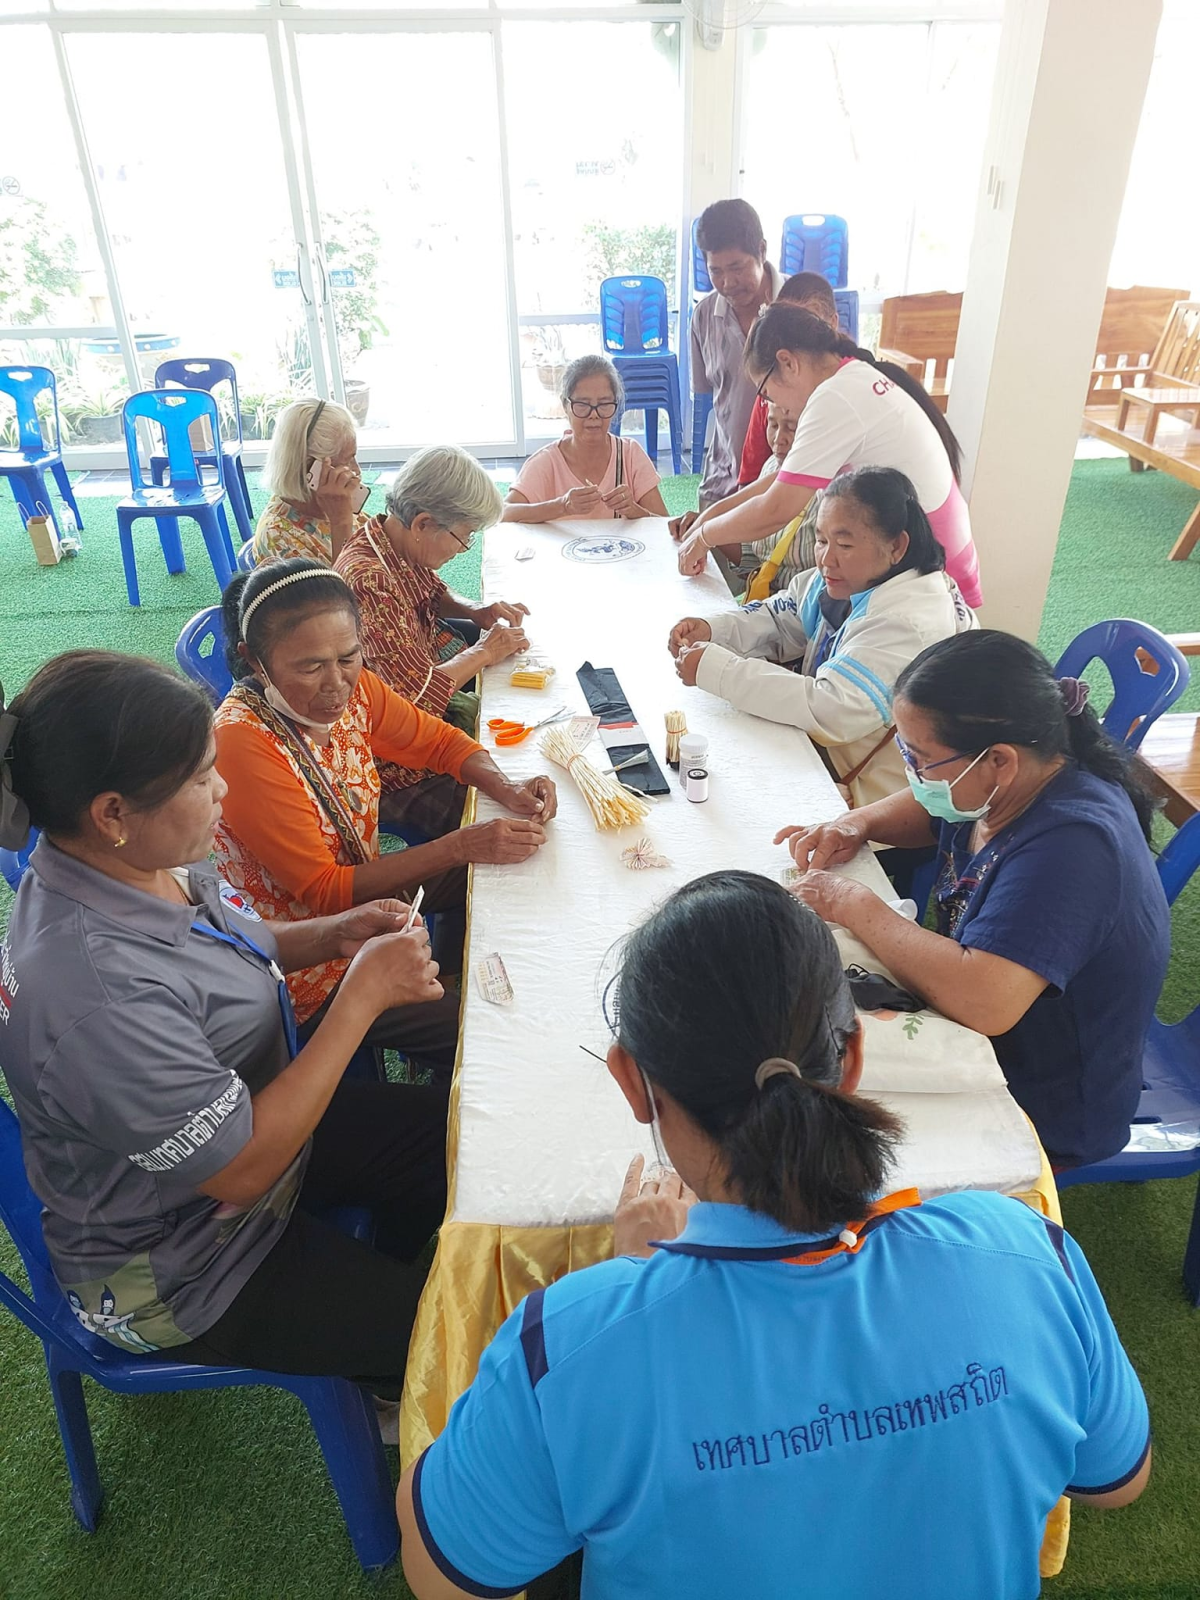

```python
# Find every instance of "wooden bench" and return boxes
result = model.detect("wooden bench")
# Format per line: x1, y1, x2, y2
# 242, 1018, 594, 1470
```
878, 291, 961, 414
1087, 284, 1190, 406
878, 284, 1187, 420
1138, 634, 1200, 827
1082, 301, 1200, 561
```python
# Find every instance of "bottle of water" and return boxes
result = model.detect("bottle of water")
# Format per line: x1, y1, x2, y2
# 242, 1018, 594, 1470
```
59, 507, 81, 557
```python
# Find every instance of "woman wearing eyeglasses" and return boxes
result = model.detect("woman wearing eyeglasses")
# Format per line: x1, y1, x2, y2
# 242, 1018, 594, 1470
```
502, 354, 669, 522
251, 398, 369, 567
777, 630, 1171, 1172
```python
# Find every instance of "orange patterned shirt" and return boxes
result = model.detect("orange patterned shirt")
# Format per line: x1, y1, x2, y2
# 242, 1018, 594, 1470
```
213, 669, 479, 1022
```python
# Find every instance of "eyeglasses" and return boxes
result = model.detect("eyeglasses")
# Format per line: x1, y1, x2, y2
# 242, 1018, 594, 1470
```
754, 361, 777, 402
445, 526, 475, 552
893, 734, 977, 781
568, 398, 619, 419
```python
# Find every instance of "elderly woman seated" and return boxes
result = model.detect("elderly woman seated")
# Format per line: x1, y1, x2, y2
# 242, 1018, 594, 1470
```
502, 355, 669, 522
335, 445, 531, 839
251, 398, 369, 566
213, 558, 557, 1067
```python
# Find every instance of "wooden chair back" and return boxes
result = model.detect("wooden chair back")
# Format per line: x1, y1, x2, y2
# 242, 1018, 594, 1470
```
1150, 301, 1200, 386
878, 291, 962, 383
1089, 286, 1191, 403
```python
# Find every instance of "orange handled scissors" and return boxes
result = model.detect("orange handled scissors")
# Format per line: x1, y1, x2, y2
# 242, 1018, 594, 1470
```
488, 706, 571, 746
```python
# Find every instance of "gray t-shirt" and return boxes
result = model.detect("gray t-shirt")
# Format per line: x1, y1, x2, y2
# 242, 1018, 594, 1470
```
689, 262, 782, 507
0, 840, 300, 1350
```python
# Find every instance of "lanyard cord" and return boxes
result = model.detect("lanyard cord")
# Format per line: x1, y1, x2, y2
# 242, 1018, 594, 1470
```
190, 919, 298, 1061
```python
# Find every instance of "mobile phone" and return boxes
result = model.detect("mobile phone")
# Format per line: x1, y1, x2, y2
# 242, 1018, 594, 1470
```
307, 456, 325, 494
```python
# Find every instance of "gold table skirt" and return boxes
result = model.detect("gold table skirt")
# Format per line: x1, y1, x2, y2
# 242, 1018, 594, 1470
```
400, 1136, 1069, 1580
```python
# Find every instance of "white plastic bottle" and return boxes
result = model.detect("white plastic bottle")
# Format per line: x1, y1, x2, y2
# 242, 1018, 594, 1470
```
58, 507, 82, 557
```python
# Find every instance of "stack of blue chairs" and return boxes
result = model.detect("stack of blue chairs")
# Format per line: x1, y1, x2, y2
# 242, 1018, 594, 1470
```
0, 366, 84, 543
781, 213, 858, 340
599, 275, 682, 476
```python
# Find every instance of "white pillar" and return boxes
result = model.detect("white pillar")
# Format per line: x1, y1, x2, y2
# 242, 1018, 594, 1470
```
948, 0, 1162, 640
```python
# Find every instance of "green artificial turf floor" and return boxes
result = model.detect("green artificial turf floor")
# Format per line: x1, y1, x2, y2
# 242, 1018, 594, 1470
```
1, 457, 1199, 1598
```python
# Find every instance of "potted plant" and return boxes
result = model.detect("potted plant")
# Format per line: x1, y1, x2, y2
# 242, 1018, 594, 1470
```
59, 381, 126, 445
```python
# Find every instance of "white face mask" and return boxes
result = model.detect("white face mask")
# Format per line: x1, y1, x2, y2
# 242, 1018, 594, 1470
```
260, 671, 338, 738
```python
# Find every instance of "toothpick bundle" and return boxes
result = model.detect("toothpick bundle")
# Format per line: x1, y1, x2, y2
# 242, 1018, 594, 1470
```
540, 726, 651, 831
665, 710, 687, 766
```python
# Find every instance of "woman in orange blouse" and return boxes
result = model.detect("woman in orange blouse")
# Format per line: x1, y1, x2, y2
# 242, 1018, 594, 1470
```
214, 559, 557, 1070
335, 446, 532, 840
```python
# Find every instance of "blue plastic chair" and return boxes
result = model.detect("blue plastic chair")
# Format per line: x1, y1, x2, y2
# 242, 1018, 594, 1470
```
0, 1099, 397, 1570
117, 390, 236, 607
780, 214, 850, 289
1057, 812, 1200, 1304
834, 290, 860, 342
237, 538, 257, 573
0, 834, 36, 892
151, 359, 254, 544
0, 367, 83, 543
691, 218, 713, 297
691, 393, 713, 477
1054, 619, 1190, 751
599, 277, 682, 477
175, 606, 232, 706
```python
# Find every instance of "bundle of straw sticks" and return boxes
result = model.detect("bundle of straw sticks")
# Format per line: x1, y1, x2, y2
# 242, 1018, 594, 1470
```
540, 725, 651, 830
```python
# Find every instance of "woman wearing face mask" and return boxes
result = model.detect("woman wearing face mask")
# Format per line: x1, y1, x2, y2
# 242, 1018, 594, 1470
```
398, 873, 1150, 1600
667, 468, 976, 810
676, 305, 983, 610
213, 559, 557, 1068
777, 630, 1170, 1171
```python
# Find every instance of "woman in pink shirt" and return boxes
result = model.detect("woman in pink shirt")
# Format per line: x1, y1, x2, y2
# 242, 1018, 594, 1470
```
502, 355, 668, 522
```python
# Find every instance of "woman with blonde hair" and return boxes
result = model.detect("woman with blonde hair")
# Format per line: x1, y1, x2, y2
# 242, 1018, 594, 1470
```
251, 398, 369, 566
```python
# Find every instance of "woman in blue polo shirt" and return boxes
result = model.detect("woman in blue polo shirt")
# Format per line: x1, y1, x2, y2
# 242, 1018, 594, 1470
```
399, 871, 1150, 1600
779, 629, 1171, 1171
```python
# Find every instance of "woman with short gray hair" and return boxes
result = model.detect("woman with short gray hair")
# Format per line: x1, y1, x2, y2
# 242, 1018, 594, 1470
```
335, 444, 530, 837
503, 353, 668, 522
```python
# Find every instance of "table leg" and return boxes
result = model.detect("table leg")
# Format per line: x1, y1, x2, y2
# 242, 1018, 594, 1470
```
1169, 498, 1200, 561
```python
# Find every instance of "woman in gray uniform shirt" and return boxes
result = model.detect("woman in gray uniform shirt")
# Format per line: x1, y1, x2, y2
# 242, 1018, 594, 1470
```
0, 650, 447, 1397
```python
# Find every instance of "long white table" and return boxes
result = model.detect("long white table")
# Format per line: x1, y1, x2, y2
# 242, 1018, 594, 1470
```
400, 517, 1051, 1464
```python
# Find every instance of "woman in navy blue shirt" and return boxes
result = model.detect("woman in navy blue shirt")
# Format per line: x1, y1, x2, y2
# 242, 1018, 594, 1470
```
781, 629, 1170, 1170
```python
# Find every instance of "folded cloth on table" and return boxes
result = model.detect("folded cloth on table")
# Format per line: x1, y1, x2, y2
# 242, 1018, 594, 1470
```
576, 662, 671, 796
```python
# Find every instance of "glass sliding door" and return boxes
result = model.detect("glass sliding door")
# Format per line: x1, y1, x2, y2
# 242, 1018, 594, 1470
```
502, 19, 683, 443
293, 28, 515, 453
65, 30, 316, 446
0, 24, 134, 454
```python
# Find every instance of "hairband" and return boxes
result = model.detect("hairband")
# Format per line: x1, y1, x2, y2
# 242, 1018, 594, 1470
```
754, 1057, 802, 1091
304, 398, 326, 449
1057, 676, 1091, 718
0, 700, 31, 852
240, 568, 334, 632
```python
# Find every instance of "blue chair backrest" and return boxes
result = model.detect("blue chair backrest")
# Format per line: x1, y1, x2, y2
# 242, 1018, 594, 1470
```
154, 358, 242, 446
0, 366, 61, 454
236, 540, 257, 574
780, 214, 849, 289
1054, 619, 1190, 751
176, 606, 233, 705
0, 833, 37, 891
123, 389, 223, 494
691, 218, 713, 296
1156, 810, 1200, 907
600, 276, 669, 354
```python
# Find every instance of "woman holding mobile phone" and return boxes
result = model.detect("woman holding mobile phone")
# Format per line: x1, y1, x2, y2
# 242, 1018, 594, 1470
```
250, 398, 370, 567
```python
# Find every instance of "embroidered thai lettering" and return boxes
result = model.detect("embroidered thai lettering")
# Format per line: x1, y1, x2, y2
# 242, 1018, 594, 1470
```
690, 1362, 1010, 1470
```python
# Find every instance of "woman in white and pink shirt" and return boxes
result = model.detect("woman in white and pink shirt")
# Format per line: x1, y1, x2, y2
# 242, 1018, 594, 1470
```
677, 306, 982, 609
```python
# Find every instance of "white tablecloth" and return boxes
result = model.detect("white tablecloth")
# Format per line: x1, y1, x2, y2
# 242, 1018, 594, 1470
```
452, 518, 1041, 1227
